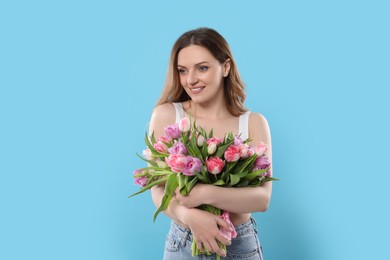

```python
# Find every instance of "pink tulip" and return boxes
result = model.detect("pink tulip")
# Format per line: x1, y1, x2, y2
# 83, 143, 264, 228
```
206, 157, 225, 174
207, 142, 217, 155
153, 141, 168, 153
197, 135, 205, 147
206, 137, 223, 146
133, 170, 148, 187
159, 136, 171, 143
234, 135, 244, 146
254, 142, 269, 156
134, 177, 148, 187
142, 148, 152, 160
156, 160, 168, 168
179, 117, 190, 132
165, 154, 188, 173
224, 145, 241, 162
219, 211, 237, 240
239, 143, 255, 159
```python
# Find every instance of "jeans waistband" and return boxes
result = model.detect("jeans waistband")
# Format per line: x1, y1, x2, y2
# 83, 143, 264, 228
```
170, 216, 258, 241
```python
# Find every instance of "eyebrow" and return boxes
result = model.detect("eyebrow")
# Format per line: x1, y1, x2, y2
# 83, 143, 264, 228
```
177, 61, 210, 68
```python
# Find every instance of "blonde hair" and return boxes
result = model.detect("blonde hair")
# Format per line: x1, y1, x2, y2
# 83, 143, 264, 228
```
156, 27, 247, 116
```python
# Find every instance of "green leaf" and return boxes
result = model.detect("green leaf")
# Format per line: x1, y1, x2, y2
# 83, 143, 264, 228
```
195, 172, 206, 181
190, 136, 204, 162
153, 173, 178, 221
136, 152, 159, 167
220, 171, 229, 182
187, 145, 196, 157
235, 170, 249, 178
237, 179, 249, 187
243, 138, 252, 144
201, 143, 208, 159
232, 154, 257, 173
230, 174, 241, 186
128, 176, 169, 198
215, 139, 234, 158
181, 132, 189, 144
212, 179, 225, 186
208, 128, 214, 138
244, 168, 269, 181
249, 179, 261, 186
153, 194, 170, 222
164, 173, 179, 195
177, 174, 186, 192
259, 177, 279, 185
225, 161, 238, 172
185, 177, 198, 195
150, 132, 156, 144
144, 132, 156, 152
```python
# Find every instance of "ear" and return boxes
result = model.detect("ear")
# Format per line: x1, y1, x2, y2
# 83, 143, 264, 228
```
223, 58, 231, 77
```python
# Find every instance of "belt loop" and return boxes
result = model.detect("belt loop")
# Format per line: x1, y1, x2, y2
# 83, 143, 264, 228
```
180, 229, 189, 247
251, 217, 259, 234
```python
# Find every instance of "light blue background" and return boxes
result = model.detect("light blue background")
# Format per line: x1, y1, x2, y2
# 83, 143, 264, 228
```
1, 0, 389, 259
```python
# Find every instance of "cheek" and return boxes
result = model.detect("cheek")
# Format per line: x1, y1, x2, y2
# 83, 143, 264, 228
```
179, 75, 187, 87
198, 73, 213, 84
208, 73, 223, 86
205, 69, 223, 85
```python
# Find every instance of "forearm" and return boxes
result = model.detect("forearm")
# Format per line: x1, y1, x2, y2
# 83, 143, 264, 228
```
203, 183, 272, 213
151, 185, 189, 225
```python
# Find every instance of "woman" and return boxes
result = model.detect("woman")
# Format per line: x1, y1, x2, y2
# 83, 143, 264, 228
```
148, 27, 272, 260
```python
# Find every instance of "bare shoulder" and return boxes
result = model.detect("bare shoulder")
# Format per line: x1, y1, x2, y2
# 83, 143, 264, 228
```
151, 103, 176, 123
248, 112, 271, 145
149, 103, 176, 138
249, 112, 269, 128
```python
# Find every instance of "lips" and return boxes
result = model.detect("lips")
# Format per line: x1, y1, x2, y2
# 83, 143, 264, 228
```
189, 86, 205, 94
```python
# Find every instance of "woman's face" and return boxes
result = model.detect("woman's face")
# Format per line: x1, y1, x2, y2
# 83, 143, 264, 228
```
177, 45, 230, 104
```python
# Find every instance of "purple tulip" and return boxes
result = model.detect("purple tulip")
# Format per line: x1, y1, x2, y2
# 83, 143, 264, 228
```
253, 155, 271, 176
164, 124, 180, 139
168, 141, 188, 155
133, 169, 148, 187
183, 156, 202, 176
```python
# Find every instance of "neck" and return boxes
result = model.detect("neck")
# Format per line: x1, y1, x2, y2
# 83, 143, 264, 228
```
190, 97, 230, 120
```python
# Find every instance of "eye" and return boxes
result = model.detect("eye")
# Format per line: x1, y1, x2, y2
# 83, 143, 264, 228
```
178, 68, 187, 74
198, 66, 209, 72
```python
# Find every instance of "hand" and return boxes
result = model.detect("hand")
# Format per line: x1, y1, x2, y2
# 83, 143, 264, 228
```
175, 184, 208, 208
184, 208, 232, 257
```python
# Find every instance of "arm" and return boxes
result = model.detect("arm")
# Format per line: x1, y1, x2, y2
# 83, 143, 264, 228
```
176, 184, 271, 213
175, 112, 273, 213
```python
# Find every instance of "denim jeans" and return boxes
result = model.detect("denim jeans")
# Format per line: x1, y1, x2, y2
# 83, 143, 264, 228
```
163, 217, 263, 260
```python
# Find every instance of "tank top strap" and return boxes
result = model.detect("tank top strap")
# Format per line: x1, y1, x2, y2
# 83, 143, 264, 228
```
238, 111, 251, 140
172, 102, 185, 124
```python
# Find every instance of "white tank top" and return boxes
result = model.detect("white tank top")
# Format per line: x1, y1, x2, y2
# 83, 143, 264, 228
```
172, 102, 250, 140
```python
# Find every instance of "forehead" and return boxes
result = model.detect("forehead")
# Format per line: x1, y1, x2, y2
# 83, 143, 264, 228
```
177, 45, 217, 66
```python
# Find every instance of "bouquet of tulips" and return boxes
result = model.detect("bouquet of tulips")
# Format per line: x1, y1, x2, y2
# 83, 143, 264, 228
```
130, 117, 277, 258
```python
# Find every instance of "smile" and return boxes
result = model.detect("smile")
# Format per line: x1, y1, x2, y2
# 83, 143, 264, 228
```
189, 86, 205, 94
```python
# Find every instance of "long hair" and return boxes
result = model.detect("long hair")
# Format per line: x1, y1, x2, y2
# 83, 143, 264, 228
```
156, 27, 247, 116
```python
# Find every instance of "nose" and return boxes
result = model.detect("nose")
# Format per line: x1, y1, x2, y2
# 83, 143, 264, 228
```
187, 70, 198, 85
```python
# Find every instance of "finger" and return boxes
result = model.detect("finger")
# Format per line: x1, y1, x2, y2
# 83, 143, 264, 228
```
216, 217, 232, 231
195, 240, 204, 253
216, 232, 231, 246
174, 191, 184, 202
209, 239, 226, 257
202, 241, 214, 255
